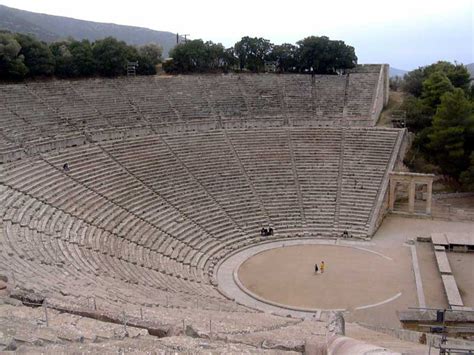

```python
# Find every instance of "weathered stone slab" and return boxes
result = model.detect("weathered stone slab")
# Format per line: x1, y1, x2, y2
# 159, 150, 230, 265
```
434, 250, 452, 274
431, 233, 447, 246
399, 309, 474, 322
441, 275, 463, 307
445, 232, 474, 247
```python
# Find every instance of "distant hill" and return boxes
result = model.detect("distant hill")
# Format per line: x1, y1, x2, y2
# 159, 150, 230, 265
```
389, 67, 408, 78
466, 63, 474, 79
0, 4, 179, 56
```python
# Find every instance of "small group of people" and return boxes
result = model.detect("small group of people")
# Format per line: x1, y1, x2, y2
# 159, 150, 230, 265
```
314, 261, 325, 274
342, 230, 352, 239
260, 227, 274, 236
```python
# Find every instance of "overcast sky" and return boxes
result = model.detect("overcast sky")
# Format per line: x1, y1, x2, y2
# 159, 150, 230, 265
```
1, 0, 473, 70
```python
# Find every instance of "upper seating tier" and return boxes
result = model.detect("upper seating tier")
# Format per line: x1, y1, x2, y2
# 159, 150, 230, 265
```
0, 66, 388, 163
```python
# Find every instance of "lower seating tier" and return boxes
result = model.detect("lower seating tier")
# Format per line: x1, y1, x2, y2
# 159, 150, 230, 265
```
0, 126, 403, 312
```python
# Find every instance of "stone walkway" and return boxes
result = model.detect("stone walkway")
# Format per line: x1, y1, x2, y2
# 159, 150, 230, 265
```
216, 238, 401, 320
409, 244, 426, 308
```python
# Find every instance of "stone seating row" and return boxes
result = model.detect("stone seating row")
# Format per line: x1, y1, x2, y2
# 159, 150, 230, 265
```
0, 204, 241, 312
2, 126, 400, 242
345, 72, 380, 120
1, 126, 401, 310
226, 129, 305, 235
27, 82, 110, 130
0, 69, 384, 156
290, 129, 341, 235
336, 128, 399, 236
28, 126, 391, 241
101, 136, 249, 244
0, 86, 72, 148
71, 80, 144, 127
44, 292, 303, 336
2, 150, 267, 283
1, 165, 212, 284
1, 194, 245, 316
162, 131, 269, 236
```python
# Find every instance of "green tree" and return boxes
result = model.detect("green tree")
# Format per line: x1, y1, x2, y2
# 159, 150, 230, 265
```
421, 71, 454, 107
330, 40, 357, 71
69, 40, 96, 76
427, 88, 474, 178
296, 36, 356, 74
126, 45, 157, 75
205, 41, 226, 70
15, 33, 54, 76
135, 54, 156, 75
269, 43, 297, 72
460, 152, 474, 190
402, 61, 471, 98
50, 40, 75, 77
403, 128, 441, 175
92, 37, 129, 76
221, 48, 238, 72
167, 39, 227, 73
424, 61, 471, 92
234, 36, 273, 72
169, 39, 212, 73
51, 39, 96, 78
402, 68, 425, 97
0, 31, 28, 79
401, 95, 433, 132
138, 43, 163, 64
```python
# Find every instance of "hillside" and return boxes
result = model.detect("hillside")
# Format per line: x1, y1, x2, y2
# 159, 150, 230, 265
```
0, 4, 178, 56
389, 67, 408, 78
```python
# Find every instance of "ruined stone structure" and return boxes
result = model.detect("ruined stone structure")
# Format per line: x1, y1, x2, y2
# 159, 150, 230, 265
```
0, 65, 429, 353
389, 172, 434, 215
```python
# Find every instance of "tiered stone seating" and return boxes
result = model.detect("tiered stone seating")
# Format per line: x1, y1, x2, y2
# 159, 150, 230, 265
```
336, 128, 400, 237
291, 128, 341, 236
161, 76, 217, 124
0, 68, 387, 160
237, 75, 285, 125
0, 156, 230, 294
198, 75, 249, 127
115, 76, 181, 127
0, 302, 297, 353
0, 105, 34, 147
278, 75, 314, 122
345, 72, 380, 125
226, 129, 305, 236
0, 188, 239, 312
71, 79, 144, 128
27, 81, 109, 130
100, 136, 245, 269
162, 130, 267, 238
0, 67, 402, 332
313, 75, 346, 123
0, 85, 72, 145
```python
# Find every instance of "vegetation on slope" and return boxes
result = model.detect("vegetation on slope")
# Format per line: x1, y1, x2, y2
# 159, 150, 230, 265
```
0, 4, 177, 56
0, 31, 162, 79
394, 61, 474, 190
164, 36, 357, 74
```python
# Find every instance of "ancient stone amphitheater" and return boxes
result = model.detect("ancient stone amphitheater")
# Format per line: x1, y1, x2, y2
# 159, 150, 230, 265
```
0, 65, 430, 353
